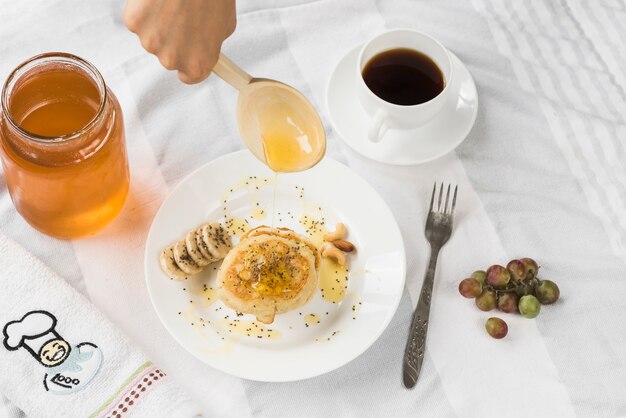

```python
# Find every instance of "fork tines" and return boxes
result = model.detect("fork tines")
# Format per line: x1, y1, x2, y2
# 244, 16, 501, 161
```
429, 182, 458, 215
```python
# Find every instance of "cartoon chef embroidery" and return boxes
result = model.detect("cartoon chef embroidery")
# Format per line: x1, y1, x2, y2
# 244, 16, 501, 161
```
2, 310, 103, 394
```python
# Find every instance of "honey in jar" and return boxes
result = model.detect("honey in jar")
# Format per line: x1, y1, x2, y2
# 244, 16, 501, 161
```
0, 53, 130, 239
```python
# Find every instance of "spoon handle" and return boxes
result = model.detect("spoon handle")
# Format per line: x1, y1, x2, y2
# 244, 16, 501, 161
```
213, 53, 252, 91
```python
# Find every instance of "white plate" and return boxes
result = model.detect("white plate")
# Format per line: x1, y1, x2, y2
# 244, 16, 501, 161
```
145, 151, 406, 382
326, 45, 478, 165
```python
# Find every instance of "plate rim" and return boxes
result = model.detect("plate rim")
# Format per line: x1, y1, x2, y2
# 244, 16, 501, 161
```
144, 150, 407, 381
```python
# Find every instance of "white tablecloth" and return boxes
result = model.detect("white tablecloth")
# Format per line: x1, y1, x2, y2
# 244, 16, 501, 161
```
1, 0, 626, 417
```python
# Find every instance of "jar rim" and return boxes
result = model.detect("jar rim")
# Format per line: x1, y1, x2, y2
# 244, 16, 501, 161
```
1, 52, 108, 144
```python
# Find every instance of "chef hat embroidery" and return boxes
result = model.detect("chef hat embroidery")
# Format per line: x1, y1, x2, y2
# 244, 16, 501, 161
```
3, 310, 103, 394
2, 310, 68, 364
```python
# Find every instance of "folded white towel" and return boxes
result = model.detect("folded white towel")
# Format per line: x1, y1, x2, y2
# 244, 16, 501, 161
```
0, 232, 201, 418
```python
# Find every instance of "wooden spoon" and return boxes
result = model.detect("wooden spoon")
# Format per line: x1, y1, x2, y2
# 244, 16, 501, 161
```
212, 53, 326, 172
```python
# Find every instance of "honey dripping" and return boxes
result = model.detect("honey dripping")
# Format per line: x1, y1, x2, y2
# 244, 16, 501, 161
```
271, 172, 278, 228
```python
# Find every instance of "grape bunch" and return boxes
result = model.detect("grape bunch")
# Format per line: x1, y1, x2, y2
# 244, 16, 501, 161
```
458, 258, 560, 339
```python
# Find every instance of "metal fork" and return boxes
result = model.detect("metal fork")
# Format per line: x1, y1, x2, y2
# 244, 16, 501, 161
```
403, 182, 458, 389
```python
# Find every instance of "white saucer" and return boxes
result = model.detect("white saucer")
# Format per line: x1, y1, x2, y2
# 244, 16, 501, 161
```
326, 46, 478, 165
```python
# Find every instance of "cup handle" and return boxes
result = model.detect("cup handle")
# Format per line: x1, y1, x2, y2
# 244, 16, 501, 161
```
368, 110, 388, 143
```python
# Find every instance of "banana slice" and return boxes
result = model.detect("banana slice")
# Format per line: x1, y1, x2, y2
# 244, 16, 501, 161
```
214, 224, 233, 257
159, 222, 233, 280
186, 230, 210, 266
173, 239, 202, 274
159, 246, 188, 280
195, 228, 215, 262
213, 224, 233, 258
202, 223, 232, 260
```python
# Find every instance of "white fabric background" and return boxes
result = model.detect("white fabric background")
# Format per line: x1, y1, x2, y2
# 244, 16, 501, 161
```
1, 0, 625, 417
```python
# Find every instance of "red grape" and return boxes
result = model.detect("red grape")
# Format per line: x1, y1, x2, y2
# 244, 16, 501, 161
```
485, 317, 508, 339
520, 258, 539, 281
497, 292, 519, 313
506, 259, 527, 282
486, 265, 510, 288
459, 278, 482, 298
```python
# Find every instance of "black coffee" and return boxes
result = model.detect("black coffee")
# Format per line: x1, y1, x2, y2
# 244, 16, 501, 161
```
362, 48, 444, 106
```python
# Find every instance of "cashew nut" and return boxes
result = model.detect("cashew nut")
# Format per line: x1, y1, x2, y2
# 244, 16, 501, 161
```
321, 243, 346, 266
324, 223, 347, 242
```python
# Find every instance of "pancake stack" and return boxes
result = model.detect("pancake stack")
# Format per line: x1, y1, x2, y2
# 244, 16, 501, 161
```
217, 226, 320, 324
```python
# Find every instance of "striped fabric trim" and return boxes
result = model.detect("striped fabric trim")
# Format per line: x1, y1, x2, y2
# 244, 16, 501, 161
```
472, 0, 626, 262
89, 362, 166, 418
99, 366, 166, 418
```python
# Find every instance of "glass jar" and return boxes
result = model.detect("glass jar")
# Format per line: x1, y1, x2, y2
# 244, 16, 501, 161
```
0, 53, 130, 239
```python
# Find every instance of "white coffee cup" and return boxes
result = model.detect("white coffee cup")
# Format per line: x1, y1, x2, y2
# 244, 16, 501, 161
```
356, 29, 453, 143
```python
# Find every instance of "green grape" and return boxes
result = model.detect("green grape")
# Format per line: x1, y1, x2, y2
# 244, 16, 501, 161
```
475, 289, 497, 311
470, 270, 487, 286
519, 295, 541, 318
535, 280, 560, 304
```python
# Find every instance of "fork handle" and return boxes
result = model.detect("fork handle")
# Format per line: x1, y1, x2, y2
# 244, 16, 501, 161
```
403, 246, 440, 388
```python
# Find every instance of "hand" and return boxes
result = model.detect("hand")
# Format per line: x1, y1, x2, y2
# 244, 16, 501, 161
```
124, 0, 236, 84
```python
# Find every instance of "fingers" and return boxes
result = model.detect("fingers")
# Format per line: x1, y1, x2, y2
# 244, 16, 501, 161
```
149, 47, 218, 84
123, 0, 235, 84
176, 49, 220, 84
178, 69, 210, 85
122, 0, 146, 34
225, 4, 237, 38
142, 34, 165, 58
